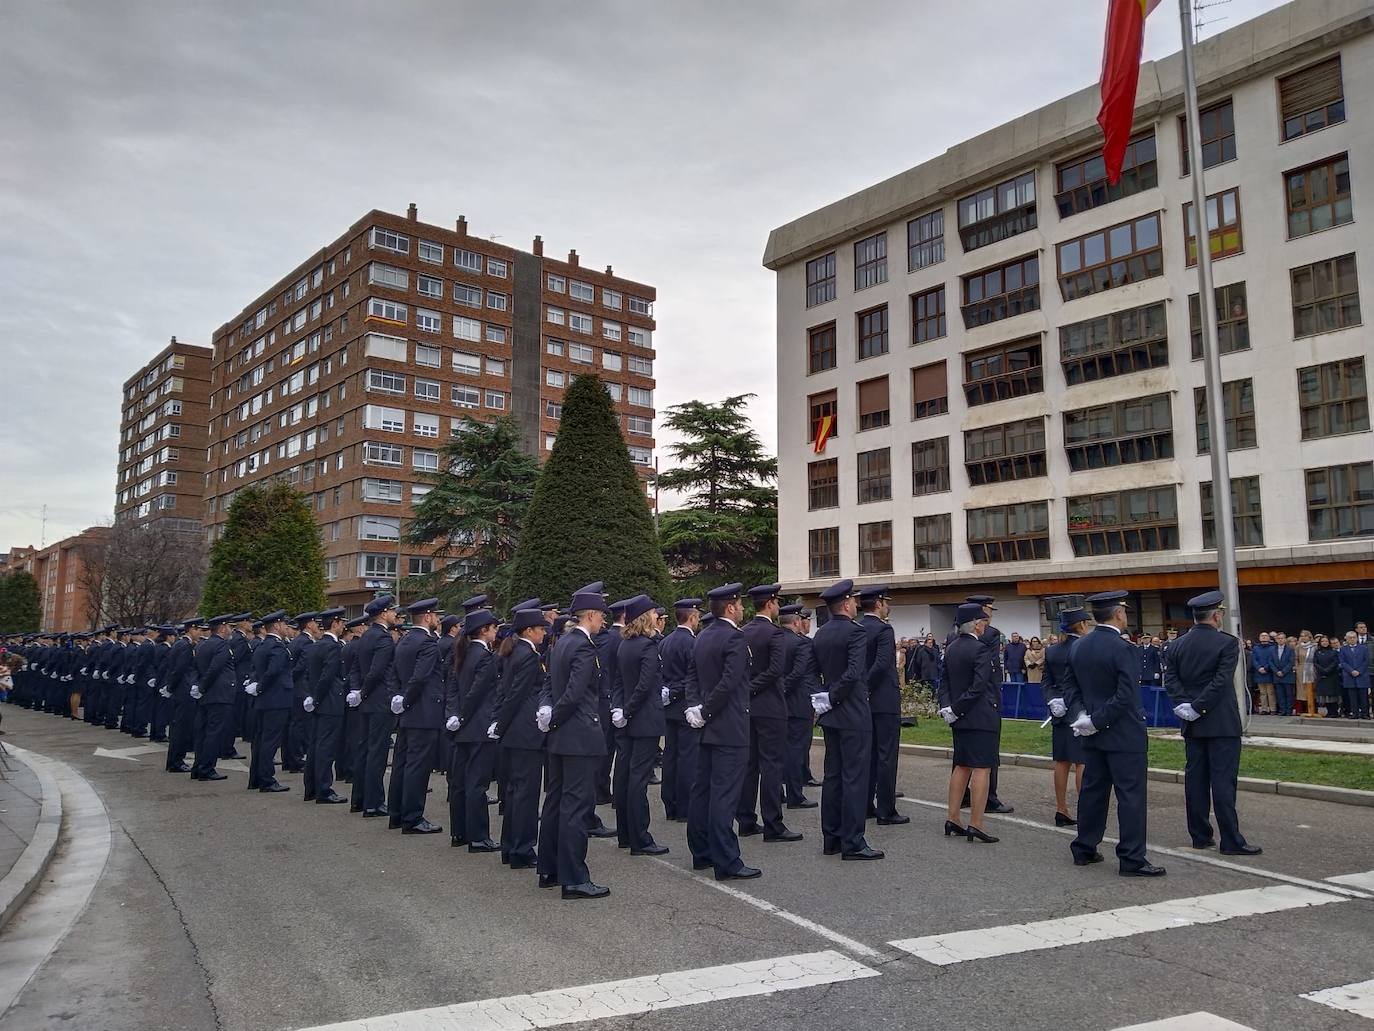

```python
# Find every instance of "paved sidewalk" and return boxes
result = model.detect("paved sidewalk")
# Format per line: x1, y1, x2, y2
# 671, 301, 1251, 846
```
0, 758, 41, 886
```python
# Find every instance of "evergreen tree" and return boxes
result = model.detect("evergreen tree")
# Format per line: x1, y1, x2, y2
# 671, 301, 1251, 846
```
655, 394, 778, 597
0, 571, 42, 633
403, 415, 540, 610
201, 481, 327, 616
510, 375, 671, 605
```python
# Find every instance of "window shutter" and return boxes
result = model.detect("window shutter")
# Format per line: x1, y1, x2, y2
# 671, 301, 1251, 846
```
857, 376, 889, 419
912, 362, 946, 402
1280, 57, 1342, 121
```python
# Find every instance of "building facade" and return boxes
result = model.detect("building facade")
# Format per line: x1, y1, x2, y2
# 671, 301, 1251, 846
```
116, 337, 212, 532
765, 0, 1374, 640
204, 206, 657, 611
2, 528, 110, 633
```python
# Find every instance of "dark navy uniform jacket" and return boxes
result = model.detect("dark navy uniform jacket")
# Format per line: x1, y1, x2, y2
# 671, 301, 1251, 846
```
289, 633, 314, 702
660, 626, 697, 717
308, 633, 346, 717
450, 640, 498, 742
1063, 625, 1146, 753
1139, 644, 1163, 684
194, 635, 236, 706
598, 625, 626, 712
494, 639, 546, 752
861, 613, 901, 716
229, 632, 253, 690
547, 627, 607, 757
134, 638, 160, 687
618, 633, 664, 738
814, 616, 870, 733
1163, 624, 1242, 739
354, 624, 396, 715
693, 618, 750, 748
782, 632, 820, 720
396, 628, 444, 730
1039, 633, 1080, 727
163, 637, 195, 697
252, 635, 293, 710
944, 633, 999, 732
742, 616, 786, 721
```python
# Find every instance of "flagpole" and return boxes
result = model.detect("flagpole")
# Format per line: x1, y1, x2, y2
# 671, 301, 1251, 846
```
1177, 0, 1248, 731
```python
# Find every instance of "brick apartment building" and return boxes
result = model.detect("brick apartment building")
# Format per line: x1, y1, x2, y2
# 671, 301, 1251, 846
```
2, 527, 110, 633
204, 205, 658, 612
115, 337, 212, 532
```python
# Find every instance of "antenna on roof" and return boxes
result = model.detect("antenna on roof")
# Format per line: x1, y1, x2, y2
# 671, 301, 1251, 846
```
1193, 0, 1231, 38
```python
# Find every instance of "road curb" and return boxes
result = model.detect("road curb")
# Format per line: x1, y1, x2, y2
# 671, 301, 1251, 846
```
896, 742, 1374, 808
0, 747, 64, 931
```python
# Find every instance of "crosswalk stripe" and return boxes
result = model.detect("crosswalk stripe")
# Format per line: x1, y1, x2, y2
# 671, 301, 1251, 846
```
1111, 1014, 1258, 1030
1326, 870, 1374, 891
292, 949, 881, 1031
888, 885, 1341, 966
1301, 978, 1374, 1020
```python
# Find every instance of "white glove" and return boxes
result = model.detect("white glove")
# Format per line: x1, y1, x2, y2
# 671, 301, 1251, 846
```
938, 706, 957, 725
611, 707, 627, 729
536, 705, 552, 733
486, 721, 500, 740
80, 668, 88, 676
159, 687, 171, 698
1071, 712, 1097, 737
1174, 702, 1201, 722
63, 675, 72, 682
810, 692, 832, 716
303, 697, 316, 713
684, 704, 706, 729
661, 686, 671, 706
446, 715, 461, 732
1048, 698, 1067, 718
390, 694, 405, 715
102, 671, 110, 680
189, 685, 202, 700
245, 681, 260, 697
346, 689, 361, 707
147, 678, 157, 688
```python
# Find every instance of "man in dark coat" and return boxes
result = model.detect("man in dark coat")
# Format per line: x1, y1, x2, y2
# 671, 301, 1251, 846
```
249, 611, 293, 793
860, 586, 907, 826
348, 596, 399, 817
391, 598, 445, 834
304, 608, 349, 804
659, 599, 701, 822
736, 583, 798, 842
190, 615, 236, 782
779, 604, 819, 809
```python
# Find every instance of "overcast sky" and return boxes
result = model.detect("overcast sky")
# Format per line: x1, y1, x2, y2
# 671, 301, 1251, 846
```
0, 0, 1287, 548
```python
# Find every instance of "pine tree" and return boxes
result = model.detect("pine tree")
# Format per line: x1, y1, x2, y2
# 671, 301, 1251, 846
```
0, 571, 42, 633
201, 481, 327, 616
510, 375, 671, 605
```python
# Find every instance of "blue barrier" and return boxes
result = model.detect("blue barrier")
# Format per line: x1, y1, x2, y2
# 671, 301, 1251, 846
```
997, 682, 1180, 727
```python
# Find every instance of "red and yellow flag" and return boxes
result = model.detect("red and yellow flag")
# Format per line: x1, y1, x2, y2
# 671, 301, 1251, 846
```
813, 415, 835, 454
1098, 0, 1160, 183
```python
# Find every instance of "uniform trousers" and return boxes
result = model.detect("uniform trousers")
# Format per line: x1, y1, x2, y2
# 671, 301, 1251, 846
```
306, 713, 343, 800
500, 746, 544, 863
166, 694, 196, 770
285, 698, 308, 770
152, 693, 173, 742
614, 735, 661, 850
1183, 736, 1246, 850
191, 703, 230, 778
820, 726, 872, 855
104, 684, 125, 729
868, 712, 900, 817
1072, 747, 1148, 870
251, 708, 289, 788
242, 702, 260, 757
335, 707, 358, 780
595, 713, 616, 804
387, 728, 410, 819
687, 742, 748, 876
449, 739, 497, 842
127, 685, 153, 735
736, 716, 787, 835
537, 753, 599, 886
399, 728, 439, 826
784, 715, 814, 803
351, 712, 393, 811
661, 719, 699, 821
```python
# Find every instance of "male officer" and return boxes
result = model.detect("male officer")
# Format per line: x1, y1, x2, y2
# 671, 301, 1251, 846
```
1063, 590, 1164, 876
285, 613, 318, 772
147, 626, 176, 742
812, 580, 882, 860
596, 598, 629, 811
163, 619, 201, 773
349, 595, 399, 817
435, 612, 462, 774
737, 583, 798, 842
685, 583, 761, 880
248, 611, 292, 793
1040, 607, 1090, 826
537, 582, 611, 899
659, 598, 701, 823
225, 614, 254, 758
190, 615, 236, 782
779, 603, 819, 809
391, 598, 445, 834
1164, 591, 1260, 856
304, 608, 348, 804
860, 586, 908, 826
337, 615, 368, 784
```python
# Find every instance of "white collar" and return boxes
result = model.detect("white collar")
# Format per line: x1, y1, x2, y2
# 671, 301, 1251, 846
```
323, 632, 339, 642
720, 616, 738, 629
676, 625, 696, 637
521, 637, 538, 653
574, 624, 593, 640
475, 638, 490, 650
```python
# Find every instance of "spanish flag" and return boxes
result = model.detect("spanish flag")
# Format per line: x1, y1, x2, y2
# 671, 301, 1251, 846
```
813, 414, 835, 454
1098, 0, 1160, 184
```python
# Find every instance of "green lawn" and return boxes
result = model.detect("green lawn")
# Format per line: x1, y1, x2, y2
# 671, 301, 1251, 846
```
893, 719, 1374, 792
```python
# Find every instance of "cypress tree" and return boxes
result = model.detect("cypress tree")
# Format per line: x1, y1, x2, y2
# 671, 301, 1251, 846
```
510, 374, 671, 605
0, 571, 42, 633
201, 481, 327, 616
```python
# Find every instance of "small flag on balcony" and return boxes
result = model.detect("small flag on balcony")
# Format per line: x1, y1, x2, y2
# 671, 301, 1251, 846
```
1098, 0, 1160, 183
813, 414, 835, 454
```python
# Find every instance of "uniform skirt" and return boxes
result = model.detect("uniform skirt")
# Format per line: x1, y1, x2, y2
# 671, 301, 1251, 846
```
952, 728, 999, 769
1051, 722, 1086, 764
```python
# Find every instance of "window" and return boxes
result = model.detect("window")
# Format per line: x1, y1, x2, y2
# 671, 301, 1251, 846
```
368, 262, 408, 289
544, 435, 557, 451
1184, 188, 1243, 265
1306, 462, 1374, 540
570, 281, 594, 303
628, 295, 652, 316
628, 445, 652, 466
360, 553, 399, 577
1194, 379, 1256, 453
454, 283, 482, 308
858, 520, 893, 574
367, 369, 406, 394
957, 170, 1036, 251
961, 254, 1039, 328
911, 437, 950, 496
486, 324, 506, 344
1180, 98, 1236, 174
455, 248, 482, 273
324, 558, 338, 582
906, 210, 944, 271
546, 306, 565, 325
627, 327, 650, 348
857, 376, 890, 430
546, 339, 565, 357
806, 253, 836, 306
360, 515, 401, 541
808, 389, 837, 441
912, 286, 945, 343
1280, 56, 1345, 141
602, 351, 623, 372
569, 342, 594, 364
967, 502, 1050, 564
487, 291, 508, 311
369, 227, 408, 253
452, 351, 481, 376
547, 273, 565, 293
808, 459, 838, 510
413, 448, 439, 472
414, 413, 439, 437
361, 478, 403, 503
605, 383, 623, 402
914, 514, 953, 570
1285, 155, 1352, 238
809, 527, 839, 578
362, 441, 403, 467
912, 361, 948, 419
364, 405, 405, 432
1298, 357, 1369, 439
367, 298, 407, 323
1201, 476, 1265, 549
1057, 213, 1162, 300
407, 556, 434, 577
857, 306, 888, 359
628, 386, 653, 407
1068, 486, 1179, 557
415, 309, 441, 335
487, 258, 507, 278
1061, 301, 1168, 385
1055, 133, 1158, 217
545, 401, 562, 419
963, 337, 1043, 406
856, 448, 891, 503
1291, 254, 1361, 336
485, 390, 508, 411
1189, 282, 1249, 359
415, 343, 441, 368
853, 233, 888, 291
808, 324, 836, 373
965, 418, 1047, 485
603, 288, 622, 310
627, 414, 652, 435
452, 386, 480, 409
628, 354, 652, 376
453, 316, 482, 342
569, 312, 594, 335
546, 370, 565, 388
415, 378, 441, 403
1064, 394, 1173, 470
603, 321, 622, 342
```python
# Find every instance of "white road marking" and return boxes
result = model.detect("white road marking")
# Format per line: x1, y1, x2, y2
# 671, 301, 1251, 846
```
92, 743, 164, 761
1301, 978, 1374, 1020
1112, 1014, 1258, 1030
888, 885, 1341, 966
1326, 869, 1374, 891
293, 949, 880, 1031
650, 857, 884, 960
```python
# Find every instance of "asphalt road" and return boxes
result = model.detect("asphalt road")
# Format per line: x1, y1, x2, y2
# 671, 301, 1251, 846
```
2, 706, 1372, 1031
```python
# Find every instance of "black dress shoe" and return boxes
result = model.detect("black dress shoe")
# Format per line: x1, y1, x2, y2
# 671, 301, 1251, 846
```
349, 804, 363, 813
786, 800, 818, 809
538, 874, 559, 889
986, 802, 1015, 814
966, 826, 998, 844
259, 782, 289, 792
316, 793, 348, 804
716, 865, 762, 881
561, 882, 610, 900
1073, 851, 1105, 866
1220, 844, 1263, 856
944, 820, 966, 836
361, 807, 386, 817
737, 824, 762, 837
589, 825, 618, 839
450, 836, 467, 847
388, 818, 403, 829
877, 815, 910, 826
1120, 863, 1167, 877
165, 763, 192, 773
843, 846, 885, 860
149, 737, 167, 744
805, 778, 823, 788
631, 844, 670, 856
763, 829, 803, 842
692, 859, 712, 870
200, 771, 228, 782
823, 838, 841, 856
509, 858, 537, 870
302, 795, 316, 803
1191, 839, 1216, 849
1055, 812, 1078, 827
403, 820, 444, 835
468, 839, 500, 852
225, 752, 246, 760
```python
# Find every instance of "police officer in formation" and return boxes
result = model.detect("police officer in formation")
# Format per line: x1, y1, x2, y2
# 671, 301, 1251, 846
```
1038, 606, 1089, 826
941, 602, 1001, 843
304, 607, 348, 804
736, 583, 798, 843
860, 587, 907, 827
658, 598, 701, 823
778, 603, 819, 809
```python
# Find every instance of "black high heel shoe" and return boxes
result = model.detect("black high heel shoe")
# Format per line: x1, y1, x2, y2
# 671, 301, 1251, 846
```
1055, 812, 1077, 827
967, 826, 999, 844
943, 820, 966, 836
